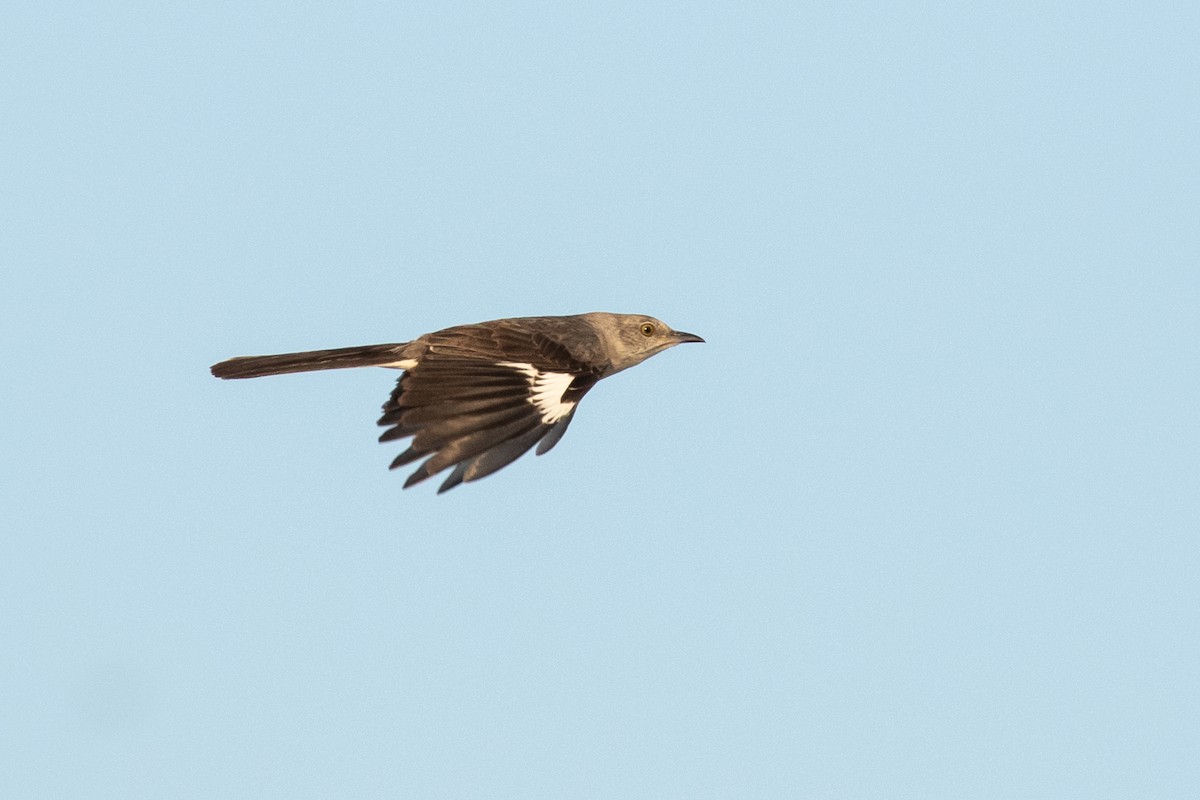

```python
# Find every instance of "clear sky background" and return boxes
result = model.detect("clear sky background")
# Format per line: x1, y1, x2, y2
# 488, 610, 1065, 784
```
3, 2, 1197, 798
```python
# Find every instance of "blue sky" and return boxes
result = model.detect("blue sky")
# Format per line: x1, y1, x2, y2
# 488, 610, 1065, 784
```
3, 2, 1197, 797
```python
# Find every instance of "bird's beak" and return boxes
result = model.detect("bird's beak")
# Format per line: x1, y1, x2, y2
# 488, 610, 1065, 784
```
671, 330, 705, 344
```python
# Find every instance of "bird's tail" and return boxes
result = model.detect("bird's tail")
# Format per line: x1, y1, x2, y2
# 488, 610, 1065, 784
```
211, 343, 412, 379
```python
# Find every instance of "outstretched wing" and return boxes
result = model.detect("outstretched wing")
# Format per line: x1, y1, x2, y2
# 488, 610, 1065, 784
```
377, 331, 602, 493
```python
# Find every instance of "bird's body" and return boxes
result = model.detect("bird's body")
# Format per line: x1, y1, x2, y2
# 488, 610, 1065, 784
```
211, 312, 703, 493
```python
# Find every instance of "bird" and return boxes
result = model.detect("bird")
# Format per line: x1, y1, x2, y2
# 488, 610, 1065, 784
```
211, 312, 704, 493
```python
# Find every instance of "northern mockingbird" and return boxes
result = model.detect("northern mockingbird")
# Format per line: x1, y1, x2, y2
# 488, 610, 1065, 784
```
211, 312, 703, 493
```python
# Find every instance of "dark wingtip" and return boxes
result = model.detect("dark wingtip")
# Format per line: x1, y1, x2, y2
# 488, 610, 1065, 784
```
402, 468, 430, 489
436, 474, 464, 494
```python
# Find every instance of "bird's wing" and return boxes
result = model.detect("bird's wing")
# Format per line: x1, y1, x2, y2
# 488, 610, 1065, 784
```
377, 331, 601, 492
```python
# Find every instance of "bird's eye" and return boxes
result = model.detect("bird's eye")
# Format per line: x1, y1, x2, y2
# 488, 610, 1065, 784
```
640, 322, 655, 337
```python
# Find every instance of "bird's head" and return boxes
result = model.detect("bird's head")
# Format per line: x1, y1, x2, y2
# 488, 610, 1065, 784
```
582, 312, 705, 375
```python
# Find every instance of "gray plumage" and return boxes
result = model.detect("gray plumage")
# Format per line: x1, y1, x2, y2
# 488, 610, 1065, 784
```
211, 312, 703, 492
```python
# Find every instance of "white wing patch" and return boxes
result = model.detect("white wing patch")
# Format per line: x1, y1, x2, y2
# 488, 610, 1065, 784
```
498, 361, 577, 424
381, 358, 418, 370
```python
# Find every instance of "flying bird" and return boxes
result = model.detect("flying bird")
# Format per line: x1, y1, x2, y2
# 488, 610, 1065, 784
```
211, 312, 703, 492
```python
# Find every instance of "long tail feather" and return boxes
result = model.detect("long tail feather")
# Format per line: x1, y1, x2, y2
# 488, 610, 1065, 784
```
211, 343, 411, 379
